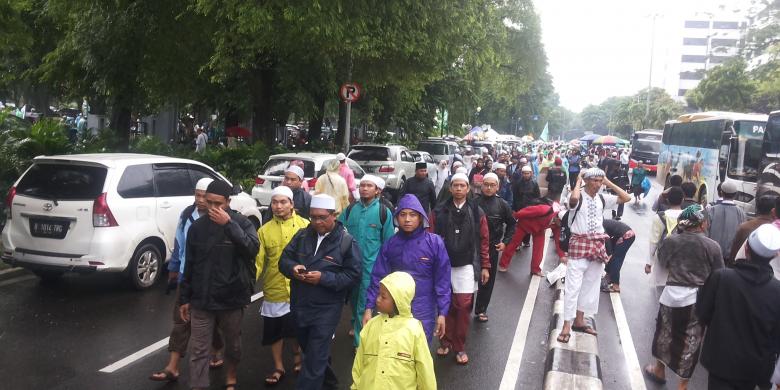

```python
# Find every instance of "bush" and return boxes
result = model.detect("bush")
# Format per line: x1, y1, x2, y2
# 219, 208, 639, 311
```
189, 142, 272, 191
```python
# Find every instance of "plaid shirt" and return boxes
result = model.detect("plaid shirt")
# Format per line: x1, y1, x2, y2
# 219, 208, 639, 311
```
568, 232, 611, 263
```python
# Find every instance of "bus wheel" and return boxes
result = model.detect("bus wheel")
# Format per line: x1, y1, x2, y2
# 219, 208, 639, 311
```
698, 186, 707, 205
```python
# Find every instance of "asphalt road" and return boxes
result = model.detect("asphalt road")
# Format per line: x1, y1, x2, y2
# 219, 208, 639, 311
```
0, 183, 714, 390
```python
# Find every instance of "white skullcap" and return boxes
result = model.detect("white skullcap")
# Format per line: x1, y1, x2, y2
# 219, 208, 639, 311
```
493, 163, 506, 170
271, 185, 294, 201
336, 152, 346, 161
520, 157, 528, 163
285, 165, 304, 180
360, 174, 385, 190
453, 161, 463, 168
455, 167, 468, 174
748, 224, 780, 258
721, 179, 738, 194
583, 167, 605, 179
611, 152, 617, 157
310, 194, 336, 210
450, 173, 469, 185
483, 172, 499, 183
195, 178, 213, 191
521, 165, 532, 173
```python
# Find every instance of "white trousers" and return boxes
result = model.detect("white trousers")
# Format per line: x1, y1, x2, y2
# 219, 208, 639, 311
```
563, 258, 604, 321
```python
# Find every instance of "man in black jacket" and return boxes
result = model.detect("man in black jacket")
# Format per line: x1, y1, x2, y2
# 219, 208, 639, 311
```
511, 165, 541, 212
180, 180, 260, 390
697, 223, 780, 389
401, 162, 437, 213
474, 173, 515, 322
279, 194, 362, 390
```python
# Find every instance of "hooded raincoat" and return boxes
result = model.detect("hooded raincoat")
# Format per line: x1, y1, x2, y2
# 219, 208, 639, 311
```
365, 195, 451, 341
351, 272, 436, 390
255, 211, 310, 303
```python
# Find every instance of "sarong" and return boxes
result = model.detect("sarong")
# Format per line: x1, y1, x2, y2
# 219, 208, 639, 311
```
651, 303, 703, 379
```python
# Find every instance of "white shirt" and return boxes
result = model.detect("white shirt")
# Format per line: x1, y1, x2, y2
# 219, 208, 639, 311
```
620, 153, 629, 165
451, 265, 477, 293
315, 232, 330, 254
260, 301, 291, 318
195, 132, 207, 152
569, 191, 618, 235
659, 286, 698, 308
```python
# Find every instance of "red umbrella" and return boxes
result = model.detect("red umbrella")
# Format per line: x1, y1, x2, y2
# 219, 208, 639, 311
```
226, 126, 251, 138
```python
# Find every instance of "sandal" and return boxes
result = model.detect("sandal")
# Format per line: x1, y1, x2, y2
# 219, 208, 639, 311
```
209, 356, 224, 369
224, 383, 237, 390
264, 369, 285, 386
643, 365, 667, 384
556, 332, 571, 344
571, 325, 598, 336
436, 346, 450, 357
455, 351, 469, 365
293, 352, 302, 374
609, 285, 621, 293
476, 313, 489, 322
498, 266, 509, 273
149, 369, 179, 382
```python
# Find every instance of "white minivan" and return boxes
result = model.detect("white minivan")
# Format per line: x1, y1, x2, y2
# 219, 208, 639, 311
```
1, 154, 262, 289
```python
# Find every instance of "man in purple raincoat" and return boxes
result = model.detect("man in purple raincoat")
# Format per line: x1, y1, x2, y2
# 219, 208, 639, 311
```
362, 194, 452, 341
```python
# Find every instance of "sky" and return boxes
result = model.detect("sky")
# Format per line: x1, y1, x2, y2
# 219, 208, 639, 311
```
532, 0, 754, 112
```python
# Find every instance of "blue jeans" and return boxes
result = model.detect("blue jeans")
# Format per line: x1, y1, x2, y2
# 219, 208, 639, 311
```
605, 236, 635, 284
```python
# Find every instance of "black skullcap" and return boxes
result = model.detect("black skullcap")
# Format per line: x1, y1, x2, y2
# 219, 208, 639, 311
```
415, 162, 427, 170
207, 180, 232, 199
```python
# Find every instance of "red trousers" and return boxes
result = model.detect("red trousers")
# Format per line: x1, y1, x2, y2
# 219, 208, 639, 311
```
499, 227, 545, 274
442, 293, 473, 352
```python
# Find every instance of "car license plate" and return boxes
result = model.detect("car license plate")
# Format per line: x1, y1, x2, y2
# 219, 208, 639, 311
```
29, 219, 69, 239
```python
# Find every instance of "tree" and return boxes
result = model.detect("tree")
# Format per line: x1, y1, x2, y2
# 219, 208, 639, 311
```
686, 58, 757, 111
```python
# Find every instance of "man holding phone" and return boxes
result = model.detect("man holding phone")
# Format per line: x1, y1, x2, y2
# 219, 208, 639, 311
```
279, 194, 362, 390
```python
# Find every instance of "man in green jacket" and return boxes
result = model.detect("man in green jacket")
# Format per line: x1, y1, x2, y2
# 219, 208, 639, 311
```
339, 175, 395, 346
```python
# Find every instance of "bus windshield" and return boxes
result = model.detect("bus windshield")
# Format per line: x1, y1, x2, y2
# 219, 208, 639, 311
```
728, 121, 765, 181
633, 139, 661, 154
763, 114, 780, 157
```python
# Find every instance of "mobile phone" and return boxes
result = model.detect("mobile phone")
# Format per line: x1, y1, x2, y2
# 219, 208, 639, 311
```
296, 267, 307, 274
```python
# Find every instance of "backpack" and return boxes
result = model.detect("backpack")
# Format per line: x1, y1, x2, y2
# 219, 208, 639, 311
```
178, 204, 197, 232
343, 199, 391, 237
559, 194, 605, 252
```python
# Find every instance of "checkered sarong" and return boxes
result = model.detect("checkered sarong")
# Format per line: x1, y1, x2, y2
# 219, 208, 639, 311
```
568, 232, 610, 263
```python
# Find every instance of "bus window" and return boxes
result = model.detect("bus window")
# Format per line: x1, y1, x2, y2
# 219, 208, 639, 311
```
728, 121, 764, 182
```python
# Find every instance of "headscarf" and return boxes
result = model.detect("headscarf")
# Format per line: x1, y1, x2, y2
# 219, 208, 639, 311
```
677, 204, 705, 229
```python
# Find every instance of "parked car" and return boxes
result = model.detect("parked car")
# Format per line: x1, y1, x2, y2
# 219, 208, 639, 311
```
1, 154, 262, 289
416, 138, 459, 164
252, 153, 365, 207
348, 144, 417, 201
409, 151, 439, 186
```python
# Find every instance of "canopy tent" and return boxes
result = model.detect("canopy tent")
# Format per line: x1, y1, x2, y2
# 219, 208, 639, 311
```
591, 135, 629, 146
579, 133, 600, 142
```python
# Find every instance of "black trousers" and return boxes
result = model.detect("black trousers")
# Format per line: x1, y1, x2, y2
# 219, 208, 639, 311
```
708, 373, 770, 390
475, 247, 499, 314
568, 171, 579, 190
296, 322, 340, 390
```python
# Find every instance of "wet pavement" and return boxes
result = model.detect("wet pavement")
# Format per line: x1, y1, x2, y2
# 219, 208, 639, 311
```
0, 183, 713, 389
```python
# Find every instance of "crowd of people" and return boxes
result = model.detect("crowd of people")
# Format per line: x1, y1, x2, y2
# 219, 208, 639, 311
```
146, 142, 780, 390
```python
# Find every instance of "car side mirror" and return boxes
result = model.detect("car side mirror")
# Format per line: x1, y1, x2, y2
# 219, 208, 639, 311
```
232, 183, 243, 195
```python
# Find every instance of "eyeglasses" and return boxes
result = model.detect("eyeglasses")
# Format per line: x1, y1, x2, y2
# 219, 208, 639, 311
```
482, 183, 498, 188
310, 214, 331, 222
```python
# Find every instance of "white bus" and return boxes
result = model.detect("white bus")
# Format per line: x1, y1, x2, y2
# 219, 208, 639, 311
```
657, 111, 768, 214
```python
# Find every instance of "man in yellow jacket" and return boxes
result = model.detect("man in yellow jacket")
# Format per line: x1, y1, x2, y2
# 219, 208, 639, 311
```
351, 272, 436, 390
256, 186, 310, 386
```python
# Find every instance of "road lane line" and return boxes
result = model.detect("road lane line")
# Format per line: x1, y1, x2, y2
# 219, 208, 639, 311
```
0, 275, 36, 287
99, 291, 264, 373
610, 292, 647, 390
498, 229, 550, 390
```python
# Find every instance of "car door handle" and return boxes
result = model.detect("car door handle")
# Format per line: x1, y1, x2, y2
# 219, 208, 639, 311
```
159, 202, 172, 209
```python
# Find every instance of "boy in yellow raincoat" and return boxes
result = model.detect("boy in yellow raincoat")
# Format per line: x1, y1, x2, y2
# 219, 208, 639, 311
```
351, 272, 436, 390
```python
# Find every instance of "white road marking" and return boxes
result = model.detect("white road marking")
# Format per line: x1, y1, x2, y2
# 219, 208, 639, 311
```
610, 292, 647, 390
498, 229, 550, 390
0, 275, 36, 287
99, 291, 264, 373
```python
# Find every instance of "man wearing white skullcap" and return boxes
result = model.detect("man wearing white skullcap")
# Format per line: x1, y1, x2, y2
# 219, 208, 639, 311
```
279, 192, 361, 388
150, 176, 219, 382
511, 164, 540, 215
430, 169, 490, 364
255, 185, 309, 384
283, 165, 311, 219
556, 163, 630, 345
697, 223, 780, 389
338, 174, 394, 346
492, 163, 512, 205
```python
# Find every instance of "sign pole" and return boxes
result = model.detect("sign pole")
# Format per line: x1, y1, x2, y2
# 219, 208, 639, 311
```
344, 101, 352, 154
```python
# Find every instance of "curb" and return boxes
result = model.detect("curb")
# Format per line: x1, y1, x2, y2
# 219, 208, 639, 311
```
0, 266, 29, 282
543, 279, 603, 389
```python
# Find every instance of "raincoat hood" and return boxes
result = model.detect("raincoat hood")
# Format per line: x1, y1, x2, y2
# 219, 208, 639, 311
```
394, 194, 429, 226
380, 271, 416, 317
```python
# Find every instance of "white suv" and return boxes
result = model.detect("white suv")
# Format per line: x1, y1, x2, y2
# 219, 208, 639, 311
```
1, 154, 262, 289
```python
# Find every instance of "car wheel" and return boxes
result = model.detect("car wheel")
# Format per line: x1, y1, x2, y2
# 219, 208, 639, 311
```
34, 270, 64, 283
127, 243, 162, 290
396, 177, 406, 203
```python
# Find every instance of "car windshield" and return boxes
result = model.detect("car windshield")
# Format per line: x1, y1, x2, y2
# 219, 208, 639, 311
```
262, 158, 316, 177
633, 140, 661, 154
16, 163, 107, 200
418, 143, 448, 155
349, 147, 391, 161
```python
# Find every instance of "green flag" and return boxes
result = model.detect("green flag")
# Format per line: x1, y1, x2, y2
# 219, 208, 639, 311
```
540, 122, 549, 141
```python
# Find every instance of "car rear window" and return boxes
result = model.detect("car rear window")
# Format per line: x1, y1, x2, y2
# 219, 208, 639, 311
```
349, 147, 391, 161
262, 158, 316, 178
418, 143, 448, 155
16, 163, 107, 200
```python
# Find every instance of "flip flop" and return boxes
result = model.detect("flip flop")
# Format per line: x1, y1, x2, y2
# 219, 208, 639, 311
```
209, 357, 224, 369
265, 369, 286, 386
455, 351, 469, 365
476, 313, 489, 322
556, 332, 571, 344
293, 352, 302, 374
643, 365, 667, 384
498, 266, 509, 273
436, 346, 450, 357
149, 369, 179, 382
571, 325, 598, 336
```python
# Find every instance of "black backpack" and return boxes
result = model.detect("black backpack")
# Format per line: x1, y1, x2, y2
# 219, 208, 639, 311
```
343, 199, 392, 236
559, 194, 605, 252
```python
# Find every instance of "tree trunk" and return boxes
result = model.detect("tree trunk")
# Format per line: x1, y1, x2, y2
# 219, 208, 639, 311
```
336, 99, 347, 148
112, 105, 132, 152
307, 93, 326, 145
251, 68, 276, 146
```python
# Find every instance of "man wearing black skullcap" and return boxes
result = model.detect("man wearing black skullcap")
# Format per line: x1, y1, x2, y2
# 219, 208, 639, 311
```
179, 180, 260, 390
400, 161, 437, 212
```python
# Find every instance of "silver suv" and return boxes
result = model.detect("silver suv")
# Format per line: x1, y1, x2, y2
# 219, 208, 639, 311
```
348, 144, 417, 200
